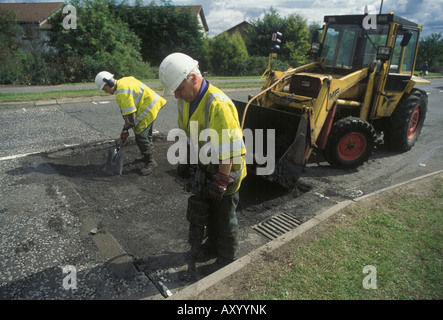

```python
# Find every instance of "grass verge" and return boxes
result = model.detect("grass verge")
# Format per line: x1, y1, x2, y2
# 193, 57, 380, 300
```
0, 89, 109, 103
0, 79, 263, 103
197, 173, 443, 300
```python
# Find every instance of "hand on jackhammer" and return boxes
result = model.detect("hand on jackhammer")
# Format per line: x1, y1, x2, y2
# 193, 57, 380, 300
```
177, 164, 192, 179
120, 129, 129, 143
208, 171, 230, 200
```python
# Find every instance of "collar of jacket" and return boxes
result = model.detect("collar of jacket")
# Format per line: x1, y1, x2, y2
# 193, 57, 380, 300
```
189, 78, 209, 117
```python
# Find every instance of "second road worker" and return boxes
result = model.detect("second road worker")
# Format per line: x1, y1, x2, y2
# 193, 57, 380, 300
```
95, 71, 167, 175
159, 53, 247, 268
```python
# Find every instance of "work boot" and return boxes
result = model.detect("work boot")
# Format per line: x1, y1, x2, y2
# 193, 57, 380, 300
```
196, 241, 218, 262
139, 152, 157, 175
198, 257, 234, 276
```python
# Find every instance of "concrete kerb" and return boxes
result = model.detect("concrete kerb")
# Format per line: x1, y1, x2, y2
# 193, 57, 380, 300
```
166, 169, 443, 300
0, 100, 37, 109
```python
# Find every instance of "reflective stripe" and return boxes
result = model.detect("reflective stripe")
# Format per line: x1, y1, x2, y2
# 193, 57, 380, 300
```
219, 138, 245, 157
204, 95, 214, 137
121, 105, 137, 114
116, 88, 137, 96
117, 83, 145, 113
134, 83, 145, 107
134, 94, 160, 128
211, 92, 233, 104
203, 92, 231, 142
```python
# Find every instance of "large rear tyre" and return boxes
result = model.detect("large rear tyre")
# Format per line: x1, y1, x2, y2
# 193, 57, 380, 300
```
384, 88, 428, 152
325, 117, 377, 169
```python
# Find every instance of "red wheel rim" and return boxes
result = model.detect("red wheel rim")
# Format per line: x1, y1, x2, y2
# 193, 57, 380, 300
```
337, 132, 367, 161
408, 104, 422, 140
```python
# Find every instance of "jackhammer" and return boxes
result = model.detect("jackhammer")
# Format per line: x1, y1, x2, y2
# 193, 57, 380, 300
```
176, 164, 211, 276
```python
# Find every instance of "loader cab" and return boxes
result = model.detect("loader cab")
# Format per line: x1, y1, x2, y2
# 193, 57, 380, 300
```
385, 26, 419, 91
318, 14, 421, 88
319, 16, 390, 72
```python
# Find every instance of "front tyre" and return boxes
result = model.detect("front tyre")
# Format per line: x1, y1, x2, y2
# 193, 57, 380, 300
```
325, 117, 377, 169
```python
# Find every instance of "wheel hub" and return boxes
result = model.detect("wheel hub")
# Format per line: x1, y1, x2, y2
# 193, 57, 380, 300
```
408, 104, 422, 140
338, 132, 367, 161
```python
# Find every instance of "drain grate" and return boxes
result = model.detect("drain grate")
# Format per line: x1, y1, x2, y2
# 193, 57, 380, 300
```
252, 212, 301, 240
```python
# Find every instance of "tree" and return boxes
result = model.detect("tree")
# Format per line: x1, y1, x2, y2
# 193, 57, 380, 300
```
209, 32, 248, 76
48, 0, 150, 82
244, 8, 313, 67
418, 33, 443, 72
245, 8, 286, 58
283, 13, 311, 66
0, 9, 25, 84
115, 0, 206, 66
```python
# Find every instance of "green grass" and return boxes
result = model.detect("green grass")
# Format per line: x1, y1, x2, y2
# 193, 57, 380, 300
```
0, 89, 109, 103
0, 79, 263, 103
241, 175, 443, 300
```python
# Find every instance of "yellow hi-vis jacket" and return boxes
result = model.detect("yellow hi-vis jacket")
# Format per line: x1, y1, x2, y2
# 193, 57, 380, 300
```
177, 83, 247, 194
116, 77, 166, 134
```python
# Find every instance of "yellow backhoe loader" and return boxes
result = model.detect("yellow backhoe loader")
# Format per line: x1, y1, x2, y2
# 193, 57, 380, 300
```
234, 13, 430, 189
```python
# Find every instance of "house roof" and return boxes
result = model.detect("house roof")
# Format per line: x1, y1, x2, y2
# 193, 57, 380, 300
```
0, 2, 64, 27
218, 21, 253, 38
224, 21, 252, 36
179, 5, 208, 32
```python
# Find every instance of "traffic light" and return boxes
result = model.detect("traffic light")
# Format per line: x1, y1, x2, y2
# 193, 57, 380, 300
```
271, 32, 282, 52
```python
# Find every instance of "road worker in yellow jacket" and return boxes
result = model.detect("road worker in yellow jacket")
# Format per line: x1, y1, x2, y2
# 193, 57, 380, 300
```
159, 53, 246, 267
95, 71, 166, 175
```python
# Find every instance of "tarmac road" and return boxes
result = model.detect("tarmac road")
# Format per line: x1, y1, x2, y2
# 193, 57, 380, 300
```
0, 80, 442, 300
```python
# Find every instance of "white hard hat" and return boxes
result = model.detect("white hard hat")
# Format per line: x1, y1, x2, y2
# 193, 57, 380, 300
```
95, 71, 114, 91
159, 53, 199, 95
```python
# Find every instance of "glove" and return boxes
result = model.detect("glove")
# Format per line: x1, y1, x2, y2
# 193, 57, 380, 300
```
121, 129, 129, 143
208, 172, 230, 200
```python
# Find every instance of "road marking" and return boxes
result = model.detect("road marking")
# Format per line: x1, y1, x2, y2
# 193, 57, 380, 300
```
63, 143, 80, 148
0, 139, 115, 162
0, 151, 41, 161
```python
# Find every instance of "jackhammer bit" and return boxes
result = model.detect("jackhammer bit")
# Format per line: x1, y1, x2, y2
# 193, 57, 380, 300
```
186, 194, 209, 277
183, 165, 211, 278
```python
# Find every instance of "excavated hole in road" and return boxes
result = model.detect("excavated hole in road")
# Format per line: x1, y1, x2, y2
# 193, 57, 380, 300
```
44, 137, 311, 290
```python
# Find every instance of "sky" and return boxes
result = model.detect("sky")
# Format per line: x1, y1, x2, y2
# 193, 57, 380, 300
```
2, 0, 442, 37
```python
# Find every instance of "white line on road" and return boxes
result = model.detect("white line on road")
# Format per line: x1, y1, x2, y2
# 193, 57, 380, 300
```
0, 151, 41, 161
0, 139, 116, 162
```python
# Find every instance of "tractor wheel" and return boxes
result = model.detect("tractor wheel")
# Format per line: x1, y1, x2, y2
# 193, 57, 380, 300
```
325, 117, 377, 169
384, 88, 428, 152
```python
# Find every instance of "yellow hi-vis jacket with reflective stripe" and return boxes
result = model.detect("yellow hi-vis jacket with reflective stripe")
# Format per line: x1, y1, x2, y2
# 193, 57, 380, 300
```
116, 77, 166, 134
177, 83, 247, 194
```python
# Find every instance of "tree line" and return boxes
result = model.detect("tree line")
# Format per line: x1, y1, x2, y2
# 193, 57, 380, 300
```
0, 0, 441, 85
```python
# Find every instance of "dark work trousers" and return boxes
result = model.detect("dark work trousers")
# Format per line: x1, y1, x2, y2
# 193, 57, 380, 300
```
135, 122, 154, 156
206, 191, 240, 263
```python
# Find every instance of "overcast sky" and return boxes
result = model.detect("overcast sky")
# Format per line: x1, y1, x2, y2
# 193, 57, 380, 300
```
2, 0, 442, 37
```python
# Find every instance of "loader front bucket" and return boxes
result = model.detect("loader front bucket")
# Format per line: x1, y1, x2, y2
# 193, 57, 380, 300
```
234, 99, 307, 189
